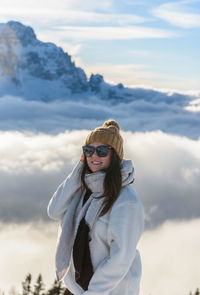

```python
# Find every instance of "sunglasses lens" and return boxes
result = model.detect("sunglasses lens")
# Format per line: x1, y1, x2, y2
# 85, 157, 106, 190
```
82, 145, 111, 157
82, 146, 95, 157
96, 146, 110, 157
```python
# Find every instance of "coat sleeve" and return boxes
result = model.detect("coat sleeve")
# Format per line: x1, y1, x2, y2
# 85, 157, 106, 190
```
83, 199, 145, 295
47, 161, 83, 221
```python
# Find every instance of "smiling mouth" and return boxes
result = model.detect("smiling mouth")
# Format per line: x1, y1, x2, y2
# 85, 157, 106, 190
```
92, 161, 102, 165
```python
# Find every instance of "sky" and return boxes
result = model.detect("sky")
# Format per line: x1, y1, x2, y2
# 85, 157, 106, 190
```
0, 1, 200, 295
0, 0, 200, 92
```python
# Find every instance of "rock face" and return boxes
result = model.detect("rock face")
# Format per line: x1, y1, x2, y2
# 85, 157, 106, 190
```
0, 21, 129, 102
0, 21, 192, 106
89, 74, 104, 93
0, 21, 88, 100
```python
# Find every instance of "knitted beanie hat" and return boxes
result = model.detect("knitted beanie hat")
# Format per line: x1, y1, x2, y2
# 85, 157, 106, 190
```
84, 119, 124, 161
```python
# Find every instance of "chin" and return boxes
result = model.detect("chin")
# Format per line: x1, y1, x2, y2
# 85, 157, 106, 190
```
89, 164, 103, 173
91, 167, 102, 173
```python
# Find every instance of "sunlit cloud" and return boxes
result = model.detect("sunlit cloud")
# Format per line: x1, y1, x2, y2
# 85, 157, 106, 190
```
0, 0, 146, 28
0, 130, 200, 226
35, 26, 176, 59
82, 62, 200, 92
185, 97, 200, 112
123, 130, 200, 227
1, 9, 147, 26
0, 221, 57, 294
84, 62, 160, 87
0, 124, 200, 294
153, 1, 200, 28
83, 63, 152, 85
139, 218, 200, 295
48, 25, 177, 41
0, 219, 199, 295
54, 43, 82, 58
0, 0, 113, 12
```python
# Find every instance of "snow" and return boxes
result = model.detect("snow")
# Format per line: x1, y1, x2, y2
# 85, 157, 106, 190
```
0, 21, 199, 138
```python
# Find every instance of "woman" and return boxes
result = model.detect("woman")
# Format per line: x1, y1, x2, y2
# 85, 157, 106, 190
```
47, 119, 145, 295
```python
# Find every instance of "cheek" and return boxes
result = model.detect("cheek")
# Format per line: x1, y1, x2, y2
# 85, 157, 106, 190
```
104, 153, 112, 168
86, 158, 94, 172
86, 157, 91, 166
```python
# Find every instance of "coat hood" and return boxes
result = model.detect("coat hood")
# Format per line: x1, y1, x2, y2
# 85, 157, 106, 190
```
84, 159, 134, 193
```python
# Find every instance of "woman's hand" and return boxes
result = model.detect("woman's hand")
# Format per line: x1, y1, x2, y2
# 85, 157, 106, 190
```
80, 153, 85, 162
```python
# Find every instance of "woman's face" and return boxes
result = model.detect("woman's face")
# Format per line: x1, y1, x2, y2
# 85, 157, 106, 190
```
86, 142, 112, 173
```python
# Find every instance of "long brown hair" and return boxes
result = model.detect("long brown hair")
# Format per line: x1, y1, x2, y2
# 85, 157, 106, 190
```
80, 149, 122, 216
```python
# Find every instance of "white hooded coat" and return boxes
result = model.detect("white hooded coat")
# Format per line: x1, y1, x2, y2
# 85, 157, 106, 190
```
47, 160, 145, 295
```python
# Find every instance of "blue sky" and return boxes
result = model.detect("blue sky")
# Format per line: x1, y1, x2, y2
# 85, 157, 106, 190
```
0, 2, 200, 293
1, 0, 200, 92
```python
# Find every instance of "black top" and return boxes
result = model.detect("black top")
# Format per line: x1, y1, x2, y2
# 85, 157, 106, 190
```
82, 189, 92, 206
72, 190, 94, 291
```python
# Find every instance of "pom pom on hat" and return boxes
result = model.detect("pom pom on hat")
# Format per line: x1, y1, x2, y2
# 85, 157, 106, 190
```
102, 119, 120, 133
102, 119, 120, 130
84, 119, 123, 161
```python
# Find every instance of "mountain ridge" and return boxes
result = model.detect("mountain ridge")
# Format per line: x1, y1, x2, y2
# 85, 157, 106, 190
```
1, 20, 200, 139
0, 20, 130, 102
1, 20, 193, 106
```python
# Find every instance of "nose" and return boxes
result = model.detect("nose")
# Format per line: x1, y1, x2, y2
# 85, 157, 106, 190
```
91, 151, 98, 157
91, 149, 99, 158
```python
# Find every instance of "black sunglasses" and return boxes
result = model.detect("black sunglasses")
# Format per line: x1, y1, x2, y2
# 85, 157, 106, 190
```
82, 145, 112, 158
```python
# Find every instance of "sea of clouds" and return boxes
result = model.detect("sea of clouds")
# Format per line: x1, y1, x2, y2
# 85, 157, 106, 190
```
1, 219, 200, 295
0, 128, 200, 295
0, 88, 200, 295
1, 129, 200, 226
0, 91, 200, 138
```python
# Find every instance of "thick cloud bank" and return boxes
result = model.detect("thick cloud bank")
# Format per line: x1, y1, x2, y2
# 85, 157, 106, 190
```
0, 219, 199, 295
139, 218, 200, 295
0, 92, 200, 138
0, 221, 57, 294
1, 130, 200, 295
0, 130, 199, 227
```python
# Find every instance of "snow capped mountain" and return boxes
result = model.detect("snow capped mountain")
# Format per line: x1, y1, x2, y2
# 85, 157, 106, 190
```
0, 21, 152, 104
0, 21, 199, 138
0, 21, 196, 106
0, 21, 89, 100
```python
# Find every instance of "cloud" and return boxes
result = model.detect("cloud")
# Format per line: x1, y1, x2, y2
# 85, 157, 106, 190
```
51, 11, 147, 26
0, 91, 200, 138
1, 9, 147, 26
0, 0, 113, 13
153, 1, 200, 28
122, 0, 148, 5
57, 43, 82, 57
83, 63, 155, 87
123, 131, 200, 227
185, 97, 200, 112
139, 218, 200, 295
0, 0, 147, 29
0, 219, 199, 295
0, 129, 200, 227
84, 63, 200, 91
0, 221, 57, 294
0, 129, 88, 222
45, 25, 177, 41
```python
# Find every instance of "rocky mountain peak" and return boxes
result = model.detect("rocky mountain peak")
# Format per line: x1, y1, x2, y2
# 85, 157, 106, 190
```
89, 74, 104, 92
6, 21, 37, 46
0, 21, 89, 100
0, 21, 128, 102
